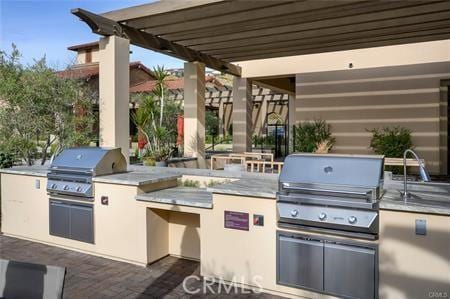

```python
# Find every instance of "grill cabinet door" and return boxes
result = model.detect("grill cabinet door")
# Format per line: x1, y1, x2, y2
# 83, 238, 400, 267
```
278, 235, 324, 291
49, 200, 70, 238
70, 204, 94, 244
324, 242, 375, 299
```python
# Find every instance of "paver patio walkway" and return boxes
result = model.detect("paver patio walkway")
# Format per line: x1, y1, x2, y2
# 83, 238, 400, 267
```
0, 235, 282, 298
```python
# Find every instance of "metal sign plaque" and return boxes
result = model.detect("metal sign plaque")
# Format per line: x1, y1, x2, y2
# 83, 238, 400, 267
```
224, 211, 249, 231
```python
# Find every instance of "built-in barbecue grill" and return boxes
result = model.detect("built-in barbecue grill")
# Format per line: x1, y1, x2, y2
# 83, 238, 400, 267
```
276, 154, 384, 299
277, 153, 384, 237
47, 147, 127, 199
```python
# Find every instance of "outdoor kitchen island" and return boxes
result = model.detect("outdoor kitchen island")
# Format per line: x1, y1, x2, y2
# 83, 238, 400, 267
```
1, 164, 449, 299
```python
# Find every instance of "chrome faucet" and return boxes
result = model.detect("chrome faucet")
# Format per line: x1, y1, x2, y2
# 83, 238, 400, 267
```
402, 149, 431, 202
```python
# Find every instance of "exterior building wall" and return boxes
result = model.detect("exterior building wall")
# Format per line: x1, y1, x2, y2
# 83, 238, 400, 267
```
76, 49, 100, 64
238, 40, 450, 78
295, 62, 450, 174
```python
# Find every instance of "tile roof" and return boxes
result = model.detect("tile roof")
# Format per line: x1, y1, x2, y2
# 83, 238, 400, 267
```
67, 41, 99, 51
129, 75, 223, 93
56, 61, 154, 80
129, 78, 184, 93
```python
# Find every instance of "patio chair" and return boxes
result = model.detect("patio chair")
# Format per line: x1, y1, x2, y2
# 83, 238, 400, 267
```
0, 259, 66, 299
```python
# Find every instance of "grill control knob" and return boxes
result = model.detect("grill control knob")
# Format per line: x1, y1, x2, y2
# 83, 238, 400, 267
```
51, 183, 57, 189
76, 186, 82, 192
291, 209, 299, 217
318, 212, 327, 221
348, 216, 357, 224
63, 185, 69, 191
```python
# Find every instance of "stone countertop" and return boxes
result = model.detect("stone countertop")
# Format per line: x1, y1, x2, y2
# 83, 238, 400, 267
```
128, 165, 279, 180
207, 177, 278, 199
3, 165, 449, 215
93, 172, 181, 186
136, 187, 212, 209
381, 189, 450, 216
0, 166, 49, 177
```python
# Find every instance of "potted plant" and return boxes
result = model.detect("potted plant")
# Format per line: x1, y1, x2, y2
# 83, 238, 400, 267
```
142, 153, 156, 167
152, 146, 172, 167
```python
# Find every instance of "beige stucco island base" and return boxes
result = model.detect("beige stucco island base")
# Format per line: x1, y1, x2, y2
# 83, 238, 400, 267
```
1, 168, 449, 299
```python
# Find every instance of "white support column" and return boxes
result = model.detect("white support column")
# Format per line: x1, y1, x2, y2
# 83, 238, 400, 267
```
232, 77, 253, 153
98, 36, 130, 163
183, 62, 205, 166
288, 94, 296, 153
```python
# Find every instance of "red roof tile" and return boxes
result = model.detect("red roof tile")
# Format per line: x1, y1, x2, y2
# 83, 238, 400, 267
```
56, 62, 154, 80
130, 75, 224, 93
130, 78, 184, 93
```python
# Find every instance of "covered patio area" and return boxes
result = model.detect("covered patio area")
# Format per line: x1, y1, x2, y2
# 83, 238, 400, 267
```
72, 0, 450, 171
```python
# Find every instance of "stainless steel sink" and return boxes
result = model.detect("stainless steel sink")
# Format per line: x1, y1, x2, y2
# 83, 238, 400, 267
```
383, 189, 450, 207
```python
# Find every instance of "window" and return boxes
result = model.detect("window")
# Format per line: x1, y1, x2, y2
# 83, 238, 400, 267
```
85, 50, 92, 63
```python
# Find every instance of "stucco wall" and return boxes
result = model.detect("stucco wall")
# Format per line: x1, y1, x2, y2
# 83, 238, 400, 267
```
76, 49, 100, 64
295, 62, 450, 174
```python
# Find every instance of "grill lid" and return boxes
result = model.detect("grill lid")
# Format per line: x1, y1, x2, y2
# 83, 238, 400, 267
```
50, 147, 127, 176
279, 153, 384, 189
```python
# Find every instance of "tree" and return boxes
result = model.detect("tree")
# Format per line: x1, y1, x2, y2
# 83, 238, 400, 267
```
205, 110, 219, 136
131, 93, 182, 161
152, 65, 169, 127
0, 44, 95, 165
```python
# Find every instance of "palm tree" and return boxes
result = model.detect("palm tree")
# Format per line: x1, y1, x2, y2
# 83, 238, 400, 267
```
152, 65, 169, 127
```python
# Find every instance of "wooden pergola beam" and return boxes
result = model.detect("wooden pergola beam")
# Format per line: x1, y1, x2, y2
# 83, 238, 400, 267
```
181, 1, 449, 49
71, 8, 241, 77
231, 31, 450, 62
207, 18, 450, 57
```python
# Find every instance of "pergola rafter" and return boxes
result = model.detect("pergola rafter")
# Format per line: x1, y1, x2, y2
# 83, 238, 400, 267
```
89, 0, 450, 62
71, 8, 241, 76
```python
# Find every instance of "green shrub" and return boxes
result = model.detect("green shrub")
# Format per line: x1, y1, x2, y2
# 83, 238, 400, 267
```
206, 110, 219, 136
293, 120, 335, 153
0, 151, 14, 168
179, 179, 200, 188
222, 135, 232, 144
368, 126, 412, 157
205, 135, 216, 144
368, 126, 413, 174
204, 179, 231, 187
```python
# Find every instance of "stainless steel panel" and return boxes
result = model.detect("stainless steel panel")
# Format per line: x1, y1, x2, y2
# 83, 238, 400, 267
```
278, 202, 379, 234
277, 193, 379, 210
70, 204, 94, 244
280, 182, 380, 200
279, 154, 384, 190
49, 201, 70, 238
277, 235, 324, 291
47, 180, 93, 198
324, 242, 376, 299
50, 147, 126, 176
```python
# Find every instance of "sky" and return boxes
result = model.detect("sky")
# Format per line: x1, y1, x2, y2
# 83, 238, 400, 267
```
0, 0, 184, 70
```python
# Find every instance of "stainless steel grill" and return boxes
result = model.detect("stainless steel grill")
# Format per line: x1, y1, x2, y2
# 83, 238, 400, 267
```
277, 153, 384, 237
276, 154, 383, 298
47, 147, 127, 198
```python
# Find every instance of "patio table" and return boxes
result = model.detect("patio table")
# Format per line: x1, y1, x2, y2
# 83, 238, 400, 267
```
210, 154, 246, 170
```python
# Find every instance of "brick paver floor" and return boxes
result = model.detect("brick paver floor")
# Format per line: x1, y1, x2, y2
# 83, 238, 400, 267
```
0, 235, 283, 298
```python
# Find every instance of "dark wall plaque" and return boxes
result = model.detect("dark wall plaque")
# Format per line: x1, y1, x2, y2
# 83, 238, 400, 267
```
224, 211, 249, 231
